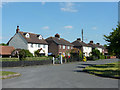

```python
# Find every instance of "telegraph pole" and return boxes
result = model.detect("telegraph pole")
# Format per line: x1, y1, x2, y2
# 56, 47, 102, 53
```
82, 29, 83, 42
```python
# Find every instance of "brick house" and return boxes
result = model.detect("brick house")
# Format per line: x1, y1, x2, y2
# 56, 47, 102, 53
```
88, 41, 108, 55
7, 26, 48, 56
46, 33, 73, 57
0, 46, 15, 58
72, 38, 92, 57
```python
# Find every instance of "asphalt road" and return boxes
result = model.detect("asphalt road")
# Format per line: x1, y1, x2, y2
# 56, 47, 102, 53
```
2, 59, 119, 88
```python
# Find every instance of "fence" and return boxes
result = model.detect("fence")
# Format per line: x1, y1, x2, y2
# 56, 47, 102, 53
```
1, 60, 52, 67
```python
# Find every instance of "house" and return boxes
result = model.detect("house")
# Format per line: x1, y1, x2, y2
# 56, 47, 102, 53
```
46, 33, 73, 57
0, 46, 15, 58
72, 38, 92, 57
88, 41, 108, 55
7, 26, 48, 56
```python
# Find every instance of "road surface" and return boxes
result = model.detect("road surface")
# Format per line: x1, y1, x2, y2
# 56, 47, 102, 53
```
2, 59, 119, 88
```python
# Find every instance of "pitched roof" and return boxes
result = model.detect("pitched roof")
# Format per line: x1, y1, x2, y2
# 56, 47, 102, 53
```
19, 32, 48, 44
46, 37, 73, 46
72, 40, 90, 47
0, 46, 15, 55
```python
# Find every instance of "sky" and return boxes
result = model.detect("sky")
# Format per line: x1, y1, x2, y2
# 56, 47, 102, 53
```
1, 2, 118, 45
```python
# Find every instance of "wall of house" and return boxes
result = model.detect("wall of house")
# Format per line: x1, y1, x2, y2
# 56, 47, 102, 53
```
58, 45, 72, 56
47, 41, 58, 57
9, 33, 28, 49
97, 47, 102, 53
83, 46, 92, 57
28, 43, 48, 56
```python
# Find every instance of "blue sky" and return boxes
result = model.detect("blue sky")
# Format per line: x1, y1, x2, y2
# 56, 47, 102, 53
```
2, 2, 118, 45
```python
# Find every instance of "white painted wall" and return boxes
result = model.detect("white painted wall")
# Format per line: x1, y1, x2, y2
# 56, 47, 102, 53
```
28, 43, 48, 56
83, 46, 92, 57
97, 48, 102, 53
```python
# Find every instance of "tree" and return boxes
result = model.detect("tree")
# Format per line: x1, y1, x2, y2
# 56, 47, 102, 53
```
104, 23, 120, 57
19, 49, 33, 60
34, 50, 40, 57
0, 43, 7, 46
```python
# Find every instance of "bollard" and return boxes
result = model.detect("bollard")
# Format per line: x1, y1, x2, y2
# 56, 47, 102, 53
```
61, 55, 63, 64
53, 57, 55, 64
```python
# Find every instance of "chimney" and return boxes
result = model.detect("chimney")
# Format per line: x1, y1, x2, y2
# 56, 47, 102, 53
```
97, 43, 100, 45
16, 26, 20, 33
90, 40, 93, 44
55, 33, 60, 38
77, 38, 81, 41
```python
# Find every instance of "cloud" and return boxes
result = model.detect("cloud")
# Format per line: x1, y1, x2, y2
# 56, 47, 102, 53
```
60, 2, 78, 12
41, 2, 45, 5
42, 26, 49, 30
92, 27, 97, 30
64, 26, 73, 29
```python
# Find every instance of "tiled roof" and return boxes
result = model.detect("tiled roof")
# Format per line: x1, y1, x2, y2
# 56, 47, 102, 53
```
0, 46, 15, 55
46, 37, 73, 46
72, 40, 90, 47
19, 32, 48, 44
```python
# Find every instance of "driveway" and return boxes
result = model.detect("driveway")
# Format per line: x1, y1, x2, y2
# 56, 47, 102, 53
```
2, 59, 119, 88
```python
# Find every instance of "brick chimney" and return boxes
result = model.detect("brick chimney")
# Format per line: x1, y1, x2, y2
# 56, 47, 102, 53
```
16, 26, 20, 33
90, 40, 93, 44
77, 38, 81, 41
55, 33, 60, 38
97, 43, 100, 45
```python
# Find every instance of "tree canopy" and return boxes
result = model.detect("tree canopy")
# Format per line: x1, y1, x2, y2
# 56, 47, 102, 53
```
104, 23, 120, 56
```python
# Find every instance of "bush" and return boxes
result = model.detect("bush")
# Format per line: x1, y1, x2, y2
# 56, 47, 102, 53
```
1, 58, 19, 61
19, 49, 33, 60
24, 57, 50, 61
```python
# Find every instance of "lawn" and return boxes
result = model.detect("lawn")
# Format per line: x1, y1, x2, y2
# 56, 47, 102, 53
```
0, 71, 20, 79
83, 62, 120, 79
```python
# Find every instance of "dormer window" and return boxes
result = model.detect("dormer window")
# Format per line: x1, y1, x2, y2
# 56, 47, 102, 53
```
25, 33, 30, 38
37, 35, 42, 40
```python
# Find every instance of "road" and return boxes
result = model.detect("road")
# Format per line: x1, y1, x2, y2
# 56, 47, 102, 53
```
2, 59, 119, 88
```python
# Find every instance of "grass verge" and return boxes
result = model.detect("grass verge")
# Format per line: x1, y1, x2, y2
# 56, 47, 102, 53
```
83, 62, 120, 79
0, 71, 21, 79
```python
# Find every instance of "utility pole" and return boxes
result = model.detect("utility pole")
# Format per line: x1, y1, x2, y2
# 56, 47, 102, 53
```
82, 29, 83, 42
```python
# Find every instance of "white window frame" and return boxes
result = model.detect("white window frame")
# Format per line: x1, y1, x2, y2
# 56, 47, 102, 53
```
63, 45, 65, 49
67, 46, 70, 49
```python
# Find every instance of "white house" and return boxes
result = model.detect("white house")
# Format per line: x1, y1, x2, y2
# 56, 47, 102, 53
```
88, 41, 107, 55
7, 26, 48, 56
72, 38, 92, 57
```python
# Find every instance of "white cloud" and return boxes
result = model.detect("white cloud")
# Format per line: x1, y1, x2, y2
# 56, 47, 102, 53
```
42, 26, 49, 30
60, 2, 78, 12
92, 27, 97, 30
64, 26, 73, 29
41, 2, 45, 5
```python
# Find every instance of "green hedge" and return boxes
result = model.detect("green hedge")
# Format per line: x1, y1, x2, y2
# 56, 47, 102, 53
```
24, 57, 51, 61
0, 58, 19, 61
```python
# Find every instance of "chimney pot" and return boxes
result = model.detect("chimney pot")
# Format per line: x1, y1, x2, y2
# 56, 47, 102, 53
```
55, 33, 60, 38
97, 43, 100, 45
77, 38, 81, 41
90, 40, 93, 44
16, 26, 20, 33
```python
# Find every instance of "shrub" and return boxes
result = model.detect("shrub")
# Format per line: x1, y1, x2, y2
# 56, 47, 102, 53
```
24, 57, 50, 61
19, 49, 33, 60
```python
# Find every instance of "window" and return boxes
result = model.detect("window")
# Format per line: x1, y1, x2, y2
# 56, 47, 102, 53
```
38, 44, 40, 48
25, 33, 30, 38
31, 44, 33, 48
67, 46, 70, 49
71, 46, 73, 49
43, 45, 45, 48
59, 45, 61, 49
63, 45, 65, 49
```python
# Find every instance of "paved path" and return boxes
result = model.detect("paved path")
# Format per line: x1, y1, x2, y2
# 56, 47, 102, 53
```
2, 59, 119, 88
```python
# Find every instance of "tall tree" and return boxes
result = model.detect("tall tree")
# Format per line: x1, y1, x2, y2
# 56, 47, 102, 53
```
104, 23, 120, 56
